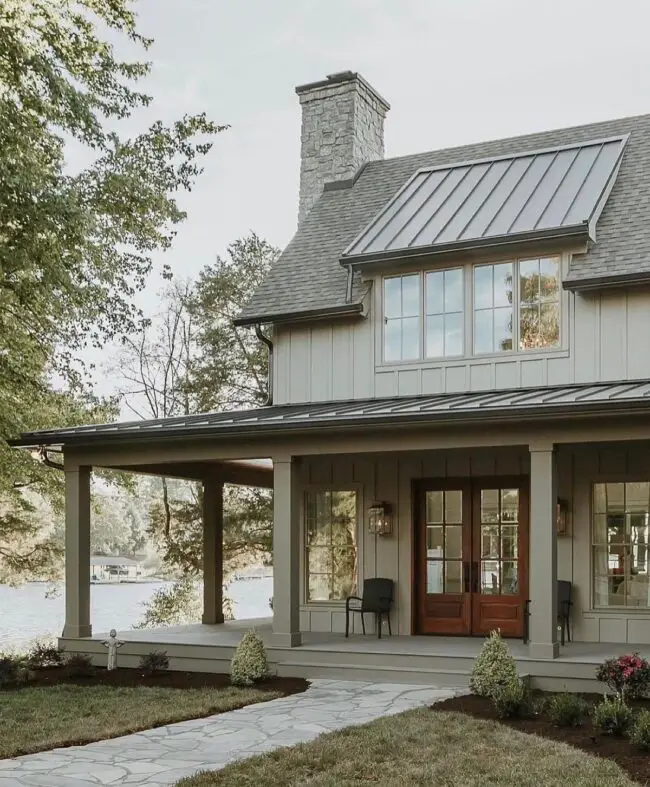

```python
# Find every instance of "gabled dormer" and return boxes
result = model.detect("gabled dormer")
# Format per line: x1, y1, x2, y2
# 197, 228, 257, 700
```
235, 72, 650, 405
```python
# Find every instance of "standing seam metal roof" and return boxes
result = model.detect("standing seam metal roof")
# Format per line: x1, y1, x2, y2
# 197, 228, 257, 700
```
11, 381, 650, 447
342, 137, 627, 262
235, 112, 650, 326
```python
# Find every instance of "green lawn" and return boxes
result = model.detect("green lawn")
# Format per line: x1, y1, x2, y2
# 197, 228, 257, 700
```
176, 709, 635, 787
0, 683, 281, 758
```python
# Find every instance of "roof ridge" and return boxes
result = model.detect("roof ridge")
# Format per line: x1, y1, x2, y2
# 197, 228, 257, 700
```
371, 110, 650, 169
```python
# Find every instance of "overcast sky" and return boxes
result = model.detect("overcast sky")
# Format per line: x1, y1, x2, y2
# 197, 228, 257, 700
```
97, 0, 650, 400
135, 0, 650, 277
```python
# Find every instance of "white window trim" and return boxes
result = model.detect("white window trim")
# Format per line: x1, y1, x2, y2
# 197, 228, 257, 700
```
380, 254, 565, 366
300, 483, 362, 607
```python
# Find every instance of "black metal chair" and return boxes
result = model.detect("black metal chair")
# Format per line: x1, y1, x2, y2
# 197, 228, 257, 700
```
522, 581, 573, 646
345, 578, 394, 639
558, 580, 573, 646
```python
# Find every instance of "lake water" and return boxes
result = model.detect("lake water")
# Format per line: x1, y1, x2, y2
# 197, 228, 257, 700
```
0, 577, 273, 649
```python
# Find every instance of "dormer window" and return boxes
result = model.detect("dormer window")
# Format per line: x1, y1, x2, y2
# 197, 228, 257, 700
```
382, 256, 560, 363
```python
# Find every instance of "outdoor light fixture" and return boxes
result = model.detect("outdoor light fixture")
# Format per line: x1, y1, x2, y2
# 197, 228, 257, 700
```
368, 501, 393, 536
556, 498, 569, 536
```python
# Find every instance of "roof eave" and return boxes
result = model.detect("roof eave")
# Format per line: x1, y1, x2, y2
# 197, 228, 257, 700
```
232, 302, 364, 328
564, 271, 650, 291
340, 223, 591, 270
12, 396, 650, 450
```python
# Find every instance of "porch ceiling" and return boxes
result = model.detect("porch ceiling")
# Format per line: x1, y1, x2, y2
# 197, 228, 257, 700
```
10, 380, 650, 451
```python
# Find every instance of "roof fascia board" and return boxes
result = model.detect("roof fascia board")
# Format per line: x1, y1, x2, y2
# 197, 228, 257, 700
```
232, 302, 364, 328
341, 223, 590, 270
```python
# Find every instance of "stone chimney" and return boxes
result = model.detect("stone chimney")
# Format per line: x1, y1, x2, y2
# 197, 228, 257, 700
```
295, 71, 390, 225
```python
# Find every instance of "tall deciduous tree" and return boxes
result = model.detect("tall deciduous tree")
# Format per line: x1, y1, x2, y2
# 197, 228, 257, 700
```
0, 0, 224, 580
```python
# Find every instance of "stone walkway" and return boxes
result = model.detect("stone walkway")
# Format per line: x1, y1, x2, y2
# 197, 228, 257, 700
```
0, 680, 464, 787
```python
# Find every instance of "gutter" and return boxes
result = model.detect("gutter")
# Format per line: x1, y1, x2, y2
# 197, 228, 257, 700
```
233, 302, 364, 328
254, 324, 274, 406
340, 223, 590, 271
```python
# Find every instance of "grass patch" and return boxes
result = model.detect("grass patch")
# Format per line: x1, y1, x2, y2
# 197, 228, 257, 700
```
0, 683, 281, 759
175, 708, 634, 787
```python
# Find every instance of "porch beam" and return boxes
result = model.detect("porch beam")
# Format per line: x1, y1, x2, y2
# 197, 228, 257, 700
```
65, 415, 650, 469
202, 476, 224, 625
63, 466, 92, 638
271, 456, 301, 647
528, 442, 558, 659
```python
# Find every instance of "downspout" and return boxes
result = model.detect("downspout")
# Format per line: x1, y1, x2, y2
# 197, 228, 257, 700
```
254, 323, 274, 406
345, 265, 354, 303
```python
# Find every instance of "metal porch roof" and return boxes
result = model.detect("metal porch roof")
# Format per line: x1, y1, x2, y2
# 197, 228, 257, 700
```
11, 381, 650, 448
342, 136, 627, 265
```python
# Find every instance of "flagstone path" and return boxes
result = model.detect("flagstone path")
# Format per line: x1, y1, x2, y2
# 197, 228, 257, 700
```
0, 679, 465, 786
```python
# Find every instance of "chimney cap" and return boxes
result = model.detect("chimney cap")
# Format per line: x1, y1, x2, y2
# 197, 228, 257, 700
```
295, 71, 390, 111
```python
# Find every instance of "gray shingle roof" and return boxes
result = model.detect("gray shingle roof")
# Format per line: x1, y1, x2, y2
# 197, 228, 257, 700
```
236, 113, 650, 325
12, 381, 650, 448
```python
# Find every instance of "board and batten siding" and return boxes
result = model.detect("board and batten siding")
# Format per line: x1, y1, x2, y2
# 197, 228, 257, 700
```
297, 444, 650, 644
271, 257, 650, 405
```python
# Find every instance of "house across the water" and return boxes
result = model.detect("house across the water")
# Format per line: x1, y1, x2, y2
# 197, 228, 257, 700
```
90, 556, 141, 583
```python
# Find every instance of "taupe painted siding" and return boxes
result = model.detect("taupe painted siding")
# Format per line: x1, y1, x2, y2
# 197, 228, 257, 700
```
297, 444, 650, 644
297, 448, 530, 636
272, 264, 650, 405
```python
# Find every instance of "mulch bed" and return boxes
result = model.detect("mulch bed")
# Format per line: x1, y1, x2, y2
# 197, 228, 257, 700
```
435, 693, 650, 786
20, 666, 308, 695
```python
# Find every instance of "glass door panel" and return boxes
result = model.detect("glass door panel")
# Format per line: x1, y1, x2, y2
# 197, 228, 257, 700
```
425, 490, 464, 594
479, 488, 519, 595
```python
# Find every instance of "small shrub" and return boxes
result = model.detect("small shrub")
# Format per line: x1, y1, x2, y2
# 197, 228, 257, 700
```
66, 653, 95, 677
491, 677, 530, 719
0, 655, 27, 688
592, 696, 633, 736
230, 630, 269, 686
138, 650, 170, 675
546, 692, 590, 727
26, 640, 64, 670
630, 709, 650, 750
596, 653, 650, 699
470, 629, 517, 698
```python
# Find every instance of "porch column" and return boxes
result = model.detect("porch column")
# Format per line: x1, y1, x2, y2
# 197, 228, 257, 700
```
528, 442, 559, 659
63, 466, 92, 638
272, 456, 301, 647
202, 476, 224, 625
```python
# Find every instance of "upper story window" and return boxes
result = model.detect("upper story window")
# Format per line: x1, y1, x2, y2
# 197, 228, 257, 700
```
382, 255, 560, 363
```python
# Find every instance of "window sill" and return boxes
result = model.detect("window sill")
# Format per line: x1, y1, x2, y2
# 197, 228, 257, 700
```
377, 348, 569, 371
586, 607, 650, 615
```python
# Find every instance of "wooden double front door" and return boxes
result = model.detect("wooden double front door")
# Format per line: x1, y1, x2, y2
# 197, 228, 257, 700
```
415, 478, 529, 638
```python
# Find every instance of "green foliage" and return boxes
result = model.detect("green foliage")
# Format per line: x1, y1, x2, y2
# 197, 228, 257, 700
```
629, 709, 650, 750
592, 696, 633, 736
491, 677, 531, 719
26, 639, 64, 670
134, 577, 201, 629
0, 0, 224, 581
65, 653, 95, 677
0, 654, 27, 688
546, 692, 590, 727
230, 630, 269, 687
138, 650, 169, 675
470, 630, 518, 698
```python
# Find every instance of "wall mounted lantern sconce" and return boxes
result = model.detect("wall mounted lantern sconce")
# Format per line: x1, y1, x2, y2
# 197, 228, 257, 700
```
556, 498, 569, 536
368, 501, 393, 536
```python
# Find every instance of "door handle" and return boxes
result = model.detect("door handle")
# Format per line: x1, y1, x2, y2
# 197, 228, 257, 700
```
463, 561, 470, 593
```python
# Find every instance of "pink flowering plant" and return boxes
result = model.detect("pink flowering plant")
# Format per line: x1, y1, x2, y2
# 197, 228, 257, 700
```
596, 653, 650, 700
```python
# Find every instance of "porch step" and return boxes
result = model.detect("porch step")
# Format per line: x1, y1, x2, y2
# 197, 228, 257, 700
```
276, 660, 471, 687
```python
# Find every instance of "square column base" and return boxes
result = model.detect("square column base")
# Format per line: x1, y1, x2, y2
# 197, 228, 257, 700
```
202, 613, 225, 625
62, 624, 92, 639
528, 641, 559, 659
272, 632, 302, 648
